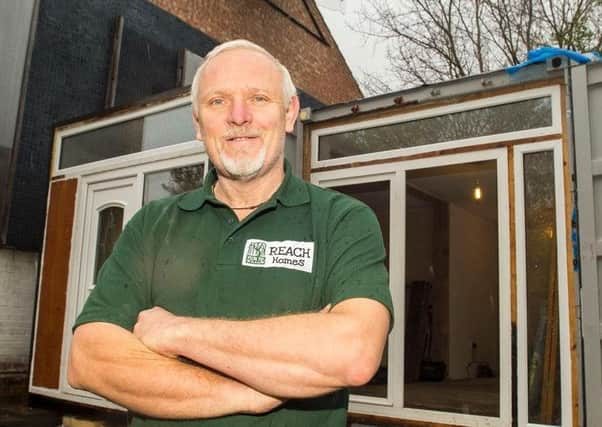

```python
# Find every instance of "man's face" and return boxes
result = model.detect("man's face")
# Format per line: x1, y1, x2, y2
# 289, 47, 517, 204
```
194, 48, 299, 181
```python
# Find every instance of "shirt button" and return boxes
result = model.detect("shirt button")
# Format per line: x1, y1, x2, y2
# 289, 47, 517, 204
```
227, 237, 234, 243
227, 218, 234, 224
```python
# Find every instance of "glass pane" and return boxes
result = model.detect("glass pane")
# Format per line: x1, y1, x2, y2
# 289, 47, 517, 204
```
330, 181, 390, 398
60, 104, 195, 169
523, 151, 561, 424
61, 119, 144, 169
284, 133, 297, 174
94, 206, 124, 282
404, 161, 499, 416
319, 97, 552, 161
144, 163, 204, 205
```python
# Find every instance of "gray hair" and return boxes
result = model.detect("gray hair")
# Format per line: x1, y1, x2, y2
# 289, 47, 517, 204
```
191, 39, 297, 115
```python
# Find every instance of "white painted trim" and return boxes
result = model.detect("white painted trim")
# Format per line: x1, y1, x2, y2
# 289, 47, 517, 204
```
554, 141, 573, 427
349, 404, 503, 427
30, 385, 125, 411
497, 149, 512, 427
57, 140, 205, 179
390, 170, 405, 412
55, 152, 208, 404
312, 149, 511, 426
52, 96, 192, 176
514, 140, 573, 427
312, 169, 399, 409
311, 86, 562, 169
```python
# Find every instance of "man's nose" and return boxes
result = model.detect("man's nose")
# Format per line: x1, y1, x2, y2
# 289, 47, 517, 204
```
228, 98, 252, 125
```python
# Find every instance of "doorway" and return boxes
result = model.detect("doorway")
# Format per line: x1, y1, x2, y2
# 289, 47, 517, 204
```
312, 149, 511, 426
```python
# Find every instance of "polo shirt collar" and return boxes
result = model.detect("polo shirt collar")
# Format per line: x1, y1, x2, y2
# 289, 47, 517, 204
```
177, 160, 309, 211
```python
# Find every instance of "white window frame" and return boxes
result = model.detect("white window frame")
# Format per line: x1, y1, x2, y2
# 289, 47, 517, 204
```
514, 140, 573, 427
30, 145, 209, 407
51, 95, 199, 178
312, 148, 511, 427
58, 153, 209, 403
313, 166, 403, 410
311, 86, 561, 169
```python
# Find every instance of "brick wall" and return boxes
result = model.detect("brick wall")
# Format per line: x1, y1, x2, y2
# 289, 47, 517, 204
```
148, 0, 362, 104
0, 248, 38, 396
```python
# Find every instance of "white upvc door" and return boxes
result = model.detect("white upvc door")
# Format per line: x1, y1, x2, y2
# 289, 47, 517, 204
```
58, 173, 141, 405
75, 175, 141, 315
57, 152, 207, 407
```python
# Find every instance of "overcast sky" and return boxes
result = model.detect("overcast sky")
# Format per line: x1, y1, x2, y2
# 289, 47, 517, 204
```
317, 2, 390, 94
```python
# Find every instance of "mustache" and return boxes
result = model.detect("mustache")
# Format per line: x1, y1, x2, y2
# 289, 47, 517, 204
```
224, 127, 261, 140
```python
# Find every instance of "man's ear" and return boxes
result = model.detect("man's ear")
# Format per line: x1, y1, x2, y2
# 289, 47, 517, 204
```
192, 113, 203, 141
285, 96, 300, 133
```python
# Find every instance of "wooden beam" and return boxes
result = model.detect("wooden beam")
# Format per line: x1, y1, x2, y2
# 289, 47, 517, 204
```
32, 178, 77, 388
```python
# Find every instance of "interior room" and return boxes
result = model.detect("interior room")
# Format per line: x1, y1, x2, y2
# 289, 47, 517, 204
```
333, 160, 500, 416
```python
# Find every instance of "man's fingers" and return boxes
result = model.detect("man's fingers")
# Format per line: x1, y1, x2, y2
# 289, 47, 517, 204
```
320, 304, 332, 313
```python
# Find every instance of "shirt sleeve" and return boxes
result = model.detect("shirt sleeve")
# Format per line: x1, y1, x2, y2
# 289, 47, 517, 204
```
324, 200, 394, 325
73, 206, 151, 332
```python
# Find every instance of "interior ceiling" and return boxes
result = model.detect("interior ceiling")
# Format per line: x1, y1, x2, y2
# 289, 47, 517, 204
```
408, 162, 498, 222
337, 161, 498, 222
335, 160, 497, 221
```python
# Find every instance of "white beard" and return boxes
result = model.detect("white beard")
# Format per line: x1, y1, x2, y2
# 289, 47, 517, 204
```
220, 143, 267, 180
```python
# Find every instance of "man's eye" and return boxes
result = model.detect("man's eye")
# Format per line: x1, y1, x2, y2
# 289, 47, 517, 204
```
208, 98, 224, 106
253, 95, 269, 103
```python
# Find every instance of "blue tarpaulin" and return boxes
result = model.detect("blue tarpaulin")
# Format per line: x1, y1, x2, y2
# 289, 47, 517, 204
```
506, 47, 596, 74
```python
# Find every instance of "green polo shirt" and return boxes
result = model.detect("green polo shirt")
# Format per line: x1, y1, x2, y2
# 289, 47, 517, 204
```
74, 162, 393, 427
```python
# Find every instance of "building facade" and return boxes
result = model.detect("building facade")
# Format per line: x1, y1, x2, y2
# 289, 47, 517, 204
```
0, 0, 359, 398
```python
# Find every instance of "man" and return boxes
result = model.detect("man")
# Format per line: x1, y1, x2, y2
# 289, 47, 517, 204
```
68, 39, 392, 426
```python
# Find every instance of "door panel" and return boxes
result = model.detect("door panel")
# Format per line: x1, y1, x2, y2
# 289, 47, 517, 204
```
76, 177, 139, 316
31, 179, 78, 389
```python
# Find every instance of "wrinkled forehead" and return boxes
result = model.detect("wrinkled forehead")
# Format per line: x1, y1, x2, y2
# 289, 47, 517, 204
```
199, 48, 283, 94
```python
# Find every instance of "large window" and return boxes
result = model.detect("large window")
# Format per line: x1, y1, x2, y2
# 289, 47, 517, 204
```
60, 103, 195, 169
523, 151, 561, 425
311, 87, 561, 169
515, 141, 572, 427
319, 98, 552, 161
312, 150, 511, 426
404, 161, 500, 417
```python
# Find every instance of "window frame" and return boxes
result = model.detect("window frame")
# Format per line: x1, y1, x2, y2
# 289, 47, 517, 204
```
51, 96, 199, 177
312, 148, 512, 427
311, 86, 561, 169
514, 140, 573, 427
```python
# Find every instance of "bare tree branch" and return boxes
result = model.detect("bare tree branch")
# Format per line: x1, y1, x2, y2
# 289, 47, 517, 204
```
352, 0, 602, 94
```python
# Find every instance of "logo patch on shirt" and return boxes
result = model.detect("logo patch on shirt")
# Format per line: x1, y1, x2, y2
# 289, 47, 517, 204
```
242, 239, 314, 273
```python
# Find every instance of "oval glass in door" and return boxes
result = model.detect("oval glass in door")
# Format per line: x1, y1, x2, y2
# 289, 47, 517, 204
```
93, 206, 124, 283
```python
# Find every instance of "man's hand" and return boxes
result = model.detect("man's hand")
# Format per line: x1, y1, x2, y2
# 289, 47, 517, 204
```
133, 308, 286, 413
133, 306, 183, 357
69, 322, 285, 418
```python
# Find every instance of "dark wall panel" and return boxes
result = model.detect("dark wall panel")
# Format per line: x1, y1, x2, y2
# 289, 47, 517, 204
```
8, 0, 324, 251
8, 0, 217, 251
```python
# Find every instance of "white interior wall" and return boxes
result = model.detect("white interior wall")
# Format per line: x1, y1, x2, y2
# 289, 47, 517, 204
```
448, 204, 498, 379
